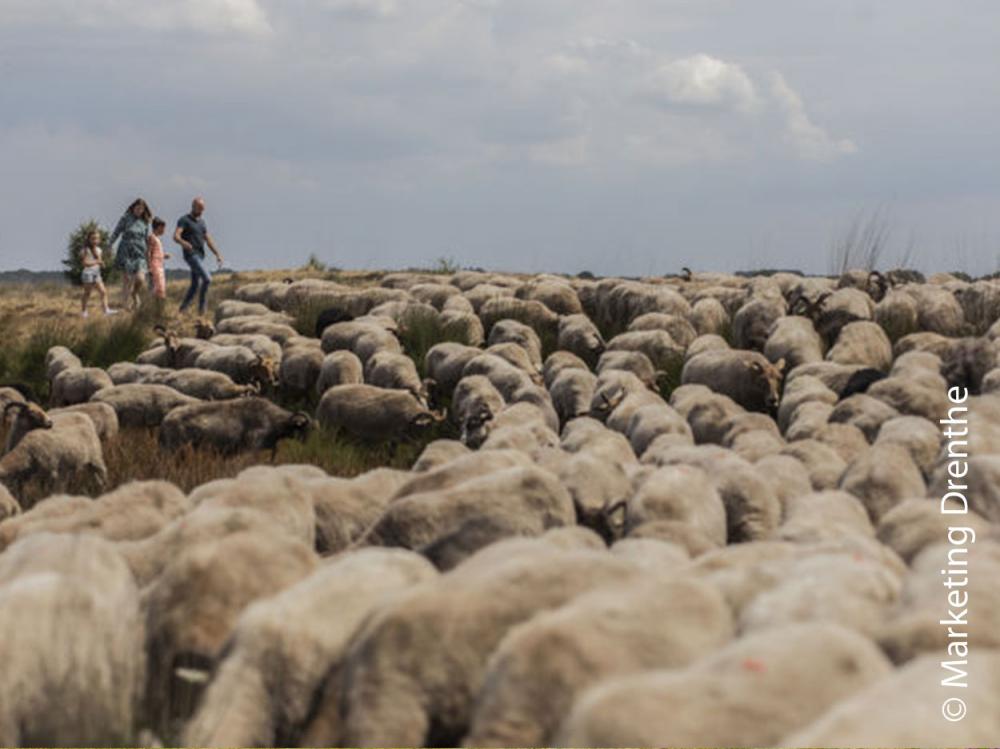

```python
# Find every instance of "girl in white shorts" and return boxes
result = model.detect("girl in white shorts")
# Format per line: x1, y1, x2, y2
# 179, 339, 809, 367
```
80, 230, 116, 318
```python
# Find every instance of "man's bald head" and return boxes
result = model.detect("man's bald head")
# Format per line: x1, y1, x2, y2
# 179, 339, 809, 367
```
191, 197, 206, 217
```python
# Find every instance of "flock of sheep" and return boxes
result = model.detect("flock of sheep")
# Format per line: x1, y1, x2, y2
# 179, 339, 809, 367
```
1, 266, 1000, 746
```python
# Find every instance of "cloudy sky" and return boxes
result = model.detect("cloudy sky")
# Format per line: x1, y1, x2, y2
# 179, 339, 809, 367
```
2, 0, 999, 275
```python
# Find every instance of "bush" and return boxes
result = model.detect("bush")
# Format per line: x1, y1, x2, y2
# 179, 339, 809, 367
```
0, 307, 157, 403
62, 220, 121, 286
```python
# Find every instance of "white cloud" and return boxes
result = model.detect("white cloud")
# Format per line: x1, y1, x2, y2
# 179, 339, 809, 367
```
770, 72, 857, 160
646, 54, 759, 113
0, 0, 271, 35
321, 0, 398, 20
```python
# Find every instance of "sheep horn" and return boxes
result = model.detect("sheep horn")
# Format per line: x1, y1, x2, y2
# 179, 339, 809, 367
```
3, 401, 28, 420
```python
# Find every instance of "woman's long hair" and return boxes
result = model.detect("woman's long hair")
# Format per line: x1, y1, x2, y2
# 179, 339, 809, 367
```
126, 198, 152, 223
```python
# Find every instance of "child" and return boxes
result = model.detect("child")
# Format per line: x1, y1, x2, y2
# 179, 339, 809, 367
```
147, 217, 171, 300
80, 230, 116, 318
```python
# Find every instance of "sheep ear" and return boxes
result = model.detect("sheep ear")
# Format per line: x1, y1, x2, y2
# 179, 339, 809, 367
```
774, 358, 786, 373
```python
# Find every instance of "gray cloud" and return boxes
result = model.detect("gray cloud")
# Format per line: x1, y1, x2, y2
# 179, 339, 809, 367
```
1, 0, 998, 275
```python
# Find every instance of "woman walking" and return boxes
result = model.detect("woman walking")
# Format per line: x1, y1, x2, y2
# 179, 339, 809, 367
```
108, 197, 152, 311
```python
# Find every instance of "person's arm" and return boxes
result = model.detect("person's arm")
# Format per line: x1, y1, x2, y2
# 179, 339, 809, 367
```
205, 233, 224, 266
173, 223, 193, 253
108, 215, 125, 249
146, 235, 155, 265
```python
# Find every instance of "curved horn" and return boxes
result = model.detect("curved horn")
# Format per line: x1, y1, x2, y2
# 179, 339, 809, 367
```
3, 401, 28, 420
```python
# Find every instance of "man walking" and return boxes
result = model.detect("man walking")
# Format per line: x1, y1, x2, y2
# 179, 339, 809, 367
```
175, 197, 225, 315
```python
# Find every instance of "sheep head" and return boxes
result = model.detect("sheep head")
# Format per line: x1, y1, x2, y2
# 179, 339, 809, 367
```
194, 319, 216, 340
745, 357, 785, 414
3, 401, 52, 433
250, 356, 280, 389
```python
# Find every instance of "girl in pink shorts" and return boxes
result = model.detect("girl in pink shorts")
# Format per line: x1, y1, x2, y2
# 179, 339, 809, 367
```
146, 217, 171, 299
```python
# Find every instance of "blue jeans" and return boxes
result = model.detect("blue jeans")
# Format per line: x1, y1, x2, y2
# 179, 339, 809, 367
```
180, 252, 212, 313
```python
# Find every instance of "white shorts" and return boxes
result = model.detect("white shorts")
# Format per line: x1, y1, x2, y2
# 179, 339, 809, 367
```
81, 266, 102, 285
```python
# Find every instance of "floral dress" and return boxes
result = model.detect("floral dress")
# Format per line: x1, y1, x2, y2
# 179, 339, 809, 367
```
110, 213, 150, 274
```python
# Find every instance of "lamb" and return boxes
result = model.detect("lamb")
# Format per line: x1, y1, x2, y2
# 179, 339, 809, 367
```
548, 367, 597, 426
764, 316, 824, 369
50, 366, 114, 407
159, 398, 311, 455
184, 549, 439, 748
0, 411, 106, 505
681, 349, 785, 414
554, 623, 892, 748
330, 542, 643, 747
488, 319, 545, 371
556, 314, 606, 366
465, 577, 733, 747
365, 350, 429, 404
317, 383, 442, 442
362, 463, 576, 552
0, 534, 144, 748
193, 346, 279, 389
784, 652, 1000, 748
142, 529, 318, 737
452, 375, 506, 447
91, 383, 200, 428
